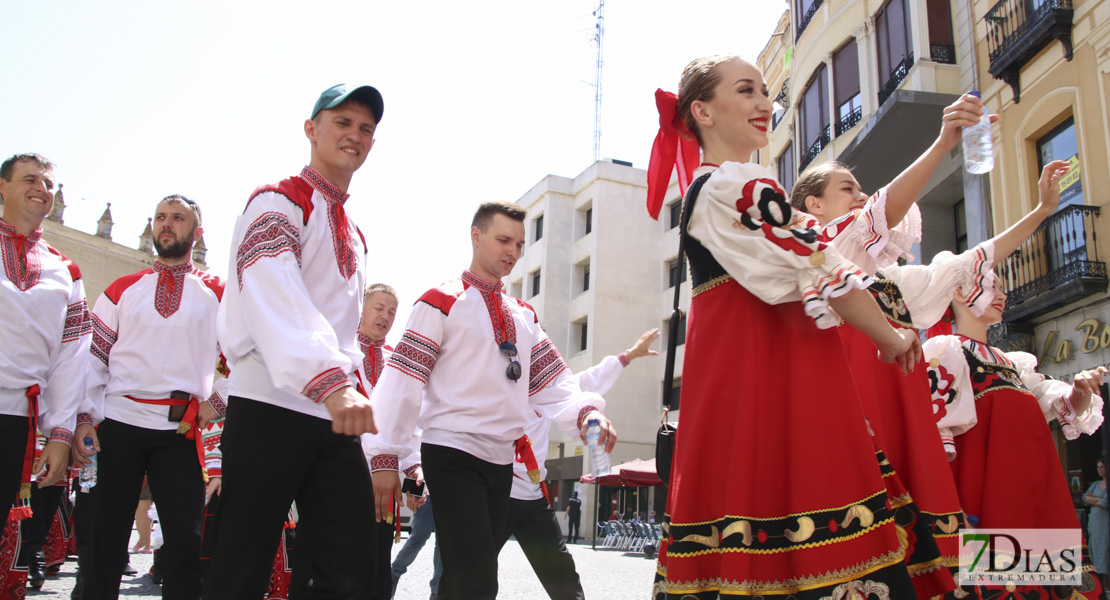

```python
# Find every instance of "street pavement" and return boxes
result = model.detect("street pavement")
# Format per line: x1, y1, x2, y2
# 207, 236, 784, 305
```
24, 532, 658, 599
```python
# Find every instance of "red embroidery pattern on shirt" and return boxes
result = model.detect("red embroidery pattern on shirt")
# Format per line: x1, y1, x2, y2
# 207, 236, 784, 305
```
0, 222, 43, 291
62, 300, 91, 344
529, 339, 567, 397
152, 262, 192, 318
358, 333, 386, 387
76, 414, 93, 426
49, 428, 73, 446
370, 455, 399, 471
461, 271, 516, 346
302, 367, 349, 403
207, 390, 227, 417
236, 212, 302, 290
576, 406, 600, 429
390, 330, 440, 384
301, 167, 358, 281
90, 313, 116, 366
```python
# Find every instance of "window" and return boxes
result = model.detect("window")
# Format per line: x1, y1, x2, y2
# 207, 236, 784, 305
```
799, 65, 830, 160
534, 214, 544, 242
795, 0, 825, 39
778, 144, 795, 196
585, 208, 593, 234
531, 269, 541, 297
954, 199, 968, 253
1037, 117, 1083, 209
583, 264, 590, 292
667, 378, 682, 411
668, 259, 687, 288
927, 0, 955, 63
669, 200, 682, 230
580, 320, 589, 352
833, 40, 862, 135
877, 0, 912, 90
509, 279, 523, 299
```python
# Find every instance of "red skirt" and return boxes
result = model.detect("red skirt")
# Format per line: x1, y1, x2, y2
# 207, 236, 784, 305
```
841, 325, 964, 595
946, 387, 1102, 599
655, 281, 915, 599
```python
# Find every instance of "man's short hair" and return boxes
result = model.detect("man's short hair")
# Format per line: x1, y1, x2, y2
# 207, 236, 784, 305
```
1, 153, 54, 181
159, 194, 203, 227
364, 283, 397, 299
471, 201, 526, 232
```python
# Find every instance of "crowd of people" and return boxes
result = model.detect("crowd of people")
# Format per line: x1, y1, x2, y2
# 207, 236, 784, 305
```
0, 52, 1108, 600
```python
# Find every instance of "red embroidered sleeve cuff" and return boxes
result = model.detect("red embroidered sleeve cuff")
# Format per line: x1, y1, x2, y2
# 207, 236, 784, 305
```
576, 406, 601, 429
206, 467, 222, 478
303, 368, 350, 404
617, 353, 630, 367
370, 455, 399, 472
49, 428, 74, 446
76, 413, 93, 426
207, 392, 228, 417
403, 464, 422, 477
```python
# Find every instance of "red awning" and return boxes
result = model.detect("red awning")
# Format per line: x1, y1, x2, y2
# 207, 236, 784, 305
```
579, 458, 661, 487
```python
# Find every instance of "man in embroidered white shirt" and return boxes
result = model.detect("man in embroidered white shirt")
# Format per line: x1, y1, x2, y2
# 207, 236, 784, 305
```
0, 153, 89, 546
366, 201, 617, 600
206, 84, 383, 600
70, 195, 222, 600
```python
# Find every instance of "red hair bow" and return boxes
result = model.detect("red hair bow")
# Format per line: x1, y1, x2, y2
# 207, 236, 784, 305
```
646, 89, 701, 220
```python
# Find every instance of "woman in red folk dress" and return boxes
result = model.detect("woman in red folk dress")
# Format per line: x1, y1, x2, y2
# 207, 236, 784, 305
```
924, 162, 1105, 599
789, 97, 1067, 598
647, 54, 921, 600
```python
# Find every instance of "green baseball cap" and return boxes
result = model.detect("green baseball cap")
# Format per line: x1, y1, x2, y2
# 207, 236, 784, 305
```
311, 84, 384, 123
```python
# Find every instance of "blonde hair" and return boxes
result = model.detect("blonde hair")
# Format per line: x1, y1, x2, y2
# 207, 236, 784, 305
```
364, 283, 397, 299
677, 54, 744, 147
789, 161, 852, 212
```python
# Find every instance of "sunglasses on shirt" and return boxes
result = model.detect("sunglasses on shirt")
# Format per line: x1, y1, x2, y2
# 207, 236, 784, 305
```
500, 341, 522, 382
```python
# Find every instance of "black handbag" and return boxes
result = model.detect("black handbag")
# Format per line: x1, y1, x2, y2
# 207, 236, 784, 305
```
656, 173, 710, 486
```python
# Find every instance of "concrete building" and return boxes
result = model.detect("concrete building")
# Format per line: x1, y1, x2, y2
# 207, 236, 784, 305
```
507, 158, 687, 532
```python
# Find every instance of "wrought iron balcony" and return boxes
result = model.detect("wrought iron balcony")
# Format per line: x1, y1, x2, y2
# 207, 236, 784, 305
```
930, 43, 957, 64
877, 52, 914, 107
996, 204, 1108, 322
798, 126, 831, 171
796, 0, 825, 40
985, 0, 1074, 102
835, 105, 862, 136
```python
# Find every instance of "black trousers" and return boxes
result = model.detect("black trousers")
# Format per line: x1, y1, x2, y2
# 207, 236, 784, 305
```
81, 418, 205, 600
566, 513, 581, 543
19, 484, 65, 570
203, 397, 375, 600
421, 443, 511, 600
288, 512, 392, 600
497, 498, 585, 600
0, 414, 30, 547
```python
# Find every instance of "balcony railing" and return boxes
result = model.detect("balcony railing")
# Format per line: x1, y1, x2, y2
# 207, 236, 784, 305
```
877, 51, 914, 107
930, 43, 957, 64
996, 204, 1108, 322
985, 0, 1074, 102
772, 109, 786, 131
796, 0, 825, 40
798, 126, 831, 171
835, 105, 862, 136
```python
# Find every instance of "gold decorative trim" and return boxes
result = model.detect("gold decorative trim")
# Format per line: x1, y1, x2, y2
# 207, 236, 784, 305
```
691, 274, 732, 297
669, 490, 888, 526
657, 549, 905, 595
666, 517, 900, 557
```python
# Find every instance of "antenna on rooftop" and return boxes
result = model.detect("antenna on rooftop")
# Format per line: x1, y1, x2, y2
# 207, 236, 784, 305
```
590, 0, 605, 163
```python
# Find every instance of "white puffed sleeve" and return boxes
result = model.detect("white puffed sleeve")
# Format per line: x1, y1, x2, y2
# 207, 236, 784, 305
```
885, 242, 997, 329
1008, 352, 1104, 439
828, 186, 920, 274
924, 335, 978, 459
687, 162, 872, 329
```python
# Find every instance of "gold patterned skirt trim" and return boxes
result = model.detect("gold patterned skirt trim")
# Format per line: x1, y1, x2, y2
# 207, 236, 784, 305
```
666, 516, 899, 557
667, 490, 888, 527
905, 555, 947, 576
656, 549, 905, 596
691, 274, 733, 297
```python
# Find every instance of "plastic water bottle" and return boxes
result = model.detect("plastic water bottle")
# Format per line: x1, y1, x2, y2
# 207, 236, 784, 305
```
586, 418, 610, 476
79, 437, 97, 492
961, 91, 994, 174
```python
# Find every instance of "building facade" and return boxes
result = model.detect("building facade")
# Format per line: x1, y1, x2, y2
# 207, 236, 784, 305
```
507, 159, 688, 533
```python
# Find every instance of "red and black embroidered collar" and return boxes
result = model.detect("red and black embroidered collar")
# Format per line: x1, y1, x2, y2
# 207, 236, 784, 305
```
151, 261, 194, 318
300, 166, 359, 281
300, 166, 350, 205
0, 219, 44, 291
357, 332, 386, 387
461, 270, 516, 346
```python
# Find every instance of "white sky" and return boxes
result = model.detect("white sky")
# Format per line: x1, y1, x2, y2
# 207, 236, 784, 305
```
1, 0, 786, 337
